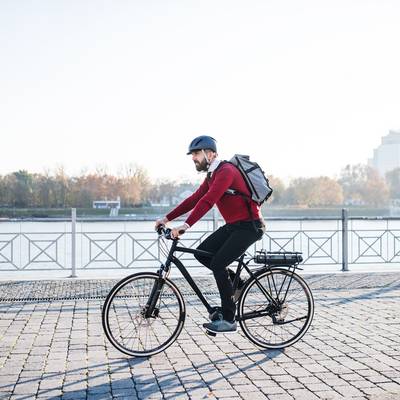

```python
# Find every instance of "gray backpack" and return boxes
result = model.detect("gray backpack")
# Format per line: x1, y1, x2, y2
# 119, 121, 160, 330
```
226, 154, 273, 205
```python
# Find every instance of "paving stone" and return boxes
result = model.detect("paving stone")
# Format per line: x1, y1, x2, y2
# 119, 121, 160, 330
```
267, 394, 295, 400
209, 388, 239, 398
288, 388, 320, 399
62, 391, 87, 399
279, 381, 306, 390
333, 385, 365, 397
314, 392, 346, 399
378, 382, 400, 392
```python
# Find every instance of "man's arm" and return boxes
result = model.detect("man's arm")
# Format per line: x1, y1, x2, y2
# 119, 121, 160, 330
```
154, 179, 208, 235
185, 166, 234, 227
154, 180, 208, 238
165, 179, 209, 222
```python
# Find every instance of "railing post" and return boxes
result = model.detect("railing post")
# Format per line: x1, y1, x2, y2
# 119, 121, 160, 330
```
342, 208, 349, 272
213, 208, 218, 231
70, 208, 77, 278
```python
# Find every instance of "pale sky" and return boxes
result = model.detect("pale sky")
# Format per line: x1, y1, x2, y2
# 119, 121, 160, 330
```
1, 0, 399, 183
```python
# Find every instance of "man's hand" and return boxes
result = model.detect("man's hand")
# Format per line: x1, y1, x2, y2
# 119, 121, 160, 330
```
171, 224, 189, 239
155, 217, 169, 231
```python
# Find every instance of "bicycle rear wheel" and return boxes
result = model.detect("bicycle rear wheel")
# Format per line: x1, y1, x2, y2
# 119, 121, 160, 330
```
238, 268, 314, 349
102, 272, 185, 357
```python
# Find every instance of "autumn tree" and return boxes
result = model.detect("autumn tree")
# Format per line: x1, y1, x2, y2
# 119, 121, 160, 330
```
8, 171, 34, 207
118, 164, 151, 206
266, 175, 285, 204
385, 168, 400, 199
52, 167, 69, 207
283, 176, 343, 207
339, 164, 389, 207
0, 175, 10, 206
32, 172, 51, 207
1, 163, 392, 209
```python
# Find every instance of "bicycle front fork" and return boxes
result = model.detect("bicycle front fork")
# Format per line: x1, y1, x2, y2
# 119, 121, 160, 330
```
144, 267, 167, 318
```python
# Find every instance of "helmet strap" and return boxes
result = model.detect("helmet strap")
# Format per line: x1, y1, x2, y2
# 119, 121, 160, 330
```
202, 149, 211, 167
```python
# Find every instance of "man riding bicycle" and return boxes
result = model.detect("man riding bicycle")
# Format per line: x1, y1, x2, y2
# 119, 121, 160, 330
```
155, 135, 265, 333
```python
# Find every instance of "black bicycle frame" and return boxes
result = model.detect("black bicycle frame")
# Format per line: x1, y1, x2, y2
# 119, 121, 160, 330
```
145, 239, 218, 317
167, 241, 235, 313
166, 240, 281, 311
148, 237, 296, 318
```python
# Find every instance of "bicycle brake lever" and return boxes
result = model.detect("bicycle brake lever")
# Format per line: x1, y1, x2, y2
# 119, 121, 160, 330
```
164, 228, 173, 239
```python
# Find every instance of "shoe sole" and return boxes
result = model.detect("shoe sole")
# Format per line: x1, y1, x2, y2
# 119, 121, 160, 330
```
203, 327, 237, 335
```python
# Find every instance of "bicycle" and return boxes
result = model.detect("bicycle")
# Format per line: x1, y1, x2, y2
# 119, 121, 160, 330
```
102, 226, 314, 357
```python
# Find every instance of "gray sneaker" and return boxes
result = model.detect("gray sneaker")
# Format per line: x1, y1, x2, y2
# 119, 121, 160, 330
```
203, 318, 237, 334
208, 307, 223, 321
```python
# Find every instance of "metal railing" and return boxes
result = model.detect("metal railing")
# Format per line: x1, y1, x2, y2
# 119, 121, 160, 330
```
1, 208, 400, 276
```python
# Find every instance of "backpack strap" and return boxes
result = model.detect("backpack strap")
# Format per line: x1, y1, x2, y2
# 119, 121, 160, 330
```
208, 161, 259, 231
224, 178, 259, 232
225, 189, 256, 221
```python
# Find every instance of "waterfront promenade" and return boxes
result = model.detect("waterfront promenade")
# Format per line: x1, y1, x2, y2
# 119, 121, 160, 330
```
1, 272, 400, 399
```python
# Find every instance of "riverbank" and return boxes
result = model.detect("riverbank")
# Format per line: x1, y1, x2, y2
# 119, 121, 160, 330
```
0, 205, 395, 219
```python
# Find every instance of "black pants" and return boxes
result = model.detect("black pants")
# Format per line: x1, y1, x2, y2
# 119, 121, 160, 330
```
194, 220, 265, 322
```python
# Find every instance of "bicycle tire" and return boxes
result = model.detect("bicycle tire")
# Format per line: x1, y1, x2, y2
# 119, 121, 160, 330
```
102, 272, 186, 357
238, 268, 314, 349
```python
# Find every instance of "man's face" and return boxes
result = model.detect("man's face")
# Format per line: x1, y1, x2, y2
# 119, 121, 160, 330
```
191, 150, 208, 172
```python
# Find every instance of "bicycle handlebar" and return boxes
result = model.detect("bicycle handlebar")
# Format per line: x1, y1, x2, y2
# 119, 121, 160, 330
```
157, 225, 171, 238
156, 225, 185, 240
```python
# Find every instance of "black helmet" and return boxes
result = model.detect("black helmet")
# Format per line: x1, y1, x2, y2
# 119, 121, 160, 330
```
187, 135, 217, 155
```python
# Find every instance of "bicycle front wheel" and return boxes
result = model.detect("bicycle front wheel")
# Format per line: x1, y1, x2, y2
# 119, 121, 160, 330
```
102, 272, 186, 357
238, 268, 314, 349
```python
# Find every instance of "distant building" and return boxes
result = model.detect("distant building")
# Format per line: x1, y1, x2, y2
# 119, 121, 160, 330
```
369, 130, 400, 176
150, 190, 195, 207
171, 190, 194, 205
93, 197, 121, 210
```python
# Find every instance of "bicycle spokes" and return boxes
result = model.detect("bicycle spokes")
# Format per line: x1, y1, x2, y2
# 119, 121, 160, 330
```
102, 273, 186, 357
238, 268, 314, 349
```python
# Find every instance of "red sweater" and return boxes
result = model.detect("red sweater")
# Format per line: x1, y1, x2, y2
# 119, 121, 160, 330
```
166, 162, 262, 227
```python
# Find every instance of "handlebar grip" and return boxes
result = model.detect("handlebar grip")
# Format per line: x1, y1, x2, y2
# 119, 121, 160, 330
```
156, 225, 165, 235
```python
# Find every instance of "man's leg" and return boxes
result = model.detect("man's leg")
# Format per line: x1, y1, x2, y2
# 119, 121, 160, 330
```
209, 226, 262, 323
195, 226, 247, 282
194, 225, 231, 269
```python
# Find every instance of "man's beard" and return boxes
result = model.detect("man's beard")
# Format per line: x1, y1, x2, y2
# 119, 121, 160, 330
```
194, 158, 208, 172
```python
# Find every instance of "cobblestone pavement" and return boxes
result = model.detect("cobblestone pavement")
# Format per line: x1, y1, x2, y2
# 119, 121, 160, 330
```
0, 272, 400, 399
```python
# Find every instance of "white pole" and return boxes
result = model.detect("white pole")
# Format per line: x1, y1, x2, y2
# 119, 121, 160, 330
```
70, 208, 77, 278
342, 208, 349, 272
213, 208, 218, 231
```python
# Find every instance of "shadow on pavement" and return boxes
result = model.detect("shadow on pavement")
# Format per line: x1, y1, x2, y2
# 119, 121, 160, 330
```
323, 282, 400, 305
2, 348, 284, 400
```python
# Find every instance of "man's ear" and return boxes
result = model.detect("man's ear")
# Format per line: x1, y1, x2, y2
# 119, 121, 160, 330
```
206, 150, 216, 159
